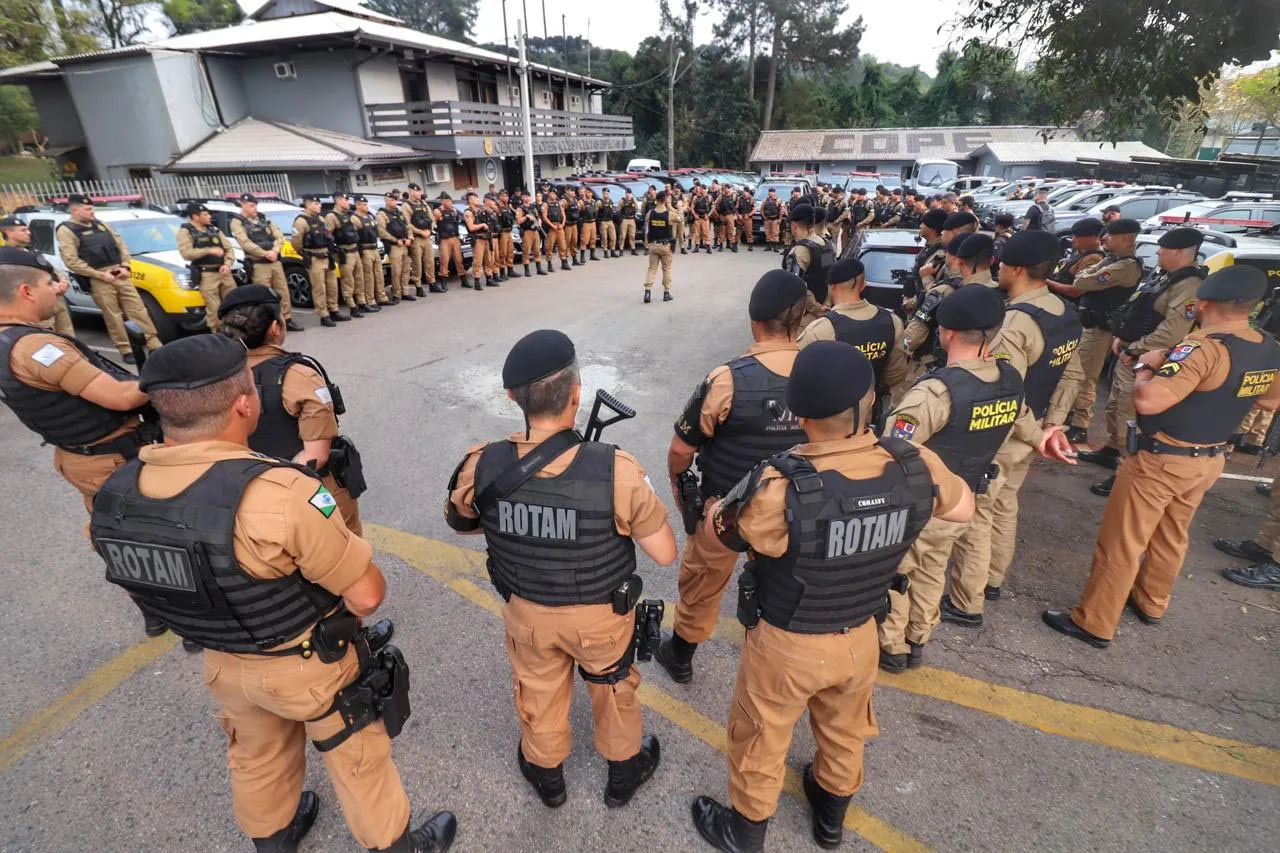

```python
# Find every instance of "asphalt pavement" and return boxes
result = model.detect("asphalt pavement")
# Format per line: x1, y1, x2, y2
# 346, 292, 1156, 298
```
1, 246, 1277, 852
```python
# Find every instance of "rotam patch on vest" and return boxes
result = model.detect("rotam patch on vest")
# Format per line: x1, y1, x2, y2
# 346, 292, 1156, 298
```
98, 538, 197, 592
497, 500, 578, 540
825, 509, 909, 558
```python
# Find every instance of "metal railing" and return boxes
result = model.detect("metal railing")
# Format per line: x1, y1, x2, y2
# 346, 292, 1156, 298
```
0, 173, 294, 214
366, 100, 634, 140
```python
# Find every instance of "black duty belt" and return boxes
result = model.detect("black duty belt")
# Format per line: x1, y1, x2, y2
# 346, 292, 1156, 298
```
1137, 437, 1229, 458
61, 431, 145, 458
649, 238, 673, 244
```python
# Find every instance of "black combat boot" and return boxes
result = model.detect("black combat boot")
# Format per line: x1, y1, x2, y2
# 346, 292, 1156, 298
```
1077, 445, 1119, 470
691, 796, 768, 852
561, 258, 571, 271
536, 262, 548, 276
730, 242, 738, 253
320, 315, 336, 327
663, 291, 673, 302
349, 305, 365, 318
253, 791, 319, 853
654, 633, 696, 683
630, 247, 638, 256
802, 763, 852, 849
488, 274, 501, 287
680, 244, 687, 254
398, 291, 416, 301
612, 249, 621, 257
285, 319, 306, 332
416, 285, 426, 297
509, 265, 522, 277
747, 242, 753, 252
364, 302, 382, 312
364, 619, 394, 654
523, 263, 532, 276
643, 290, 652, 304
429, 282, 445, 293
590, 248, 598, 260
374, 812, 457, 853
546, 259, 555, 274
332, 309, 353, 319
518, 743, 567, 808
604, 735, 660, 808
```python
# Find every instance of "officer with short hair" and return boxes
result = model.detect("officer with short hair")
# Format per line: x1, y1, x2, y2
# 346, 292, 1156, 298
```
782, 203, 835, 327
353, 196, 387, 310
291, 195, 343, 327
736, 188, 756, 252
563, 187, 582, 266
230, 194, 303, 332
405, 183, 441, 294
691, 341, 974, 852
598, 188, 618, 257
1045, 266, 1280, 646
1022, 186, 1054, 232
517, 191, 546, 276
619, 189, 640, 255
497, 190, 522, 278
542, 190, 570, 270
324, 192, 369, 317
56, 194, 160, 360
579, 188, 600, 261
901, 234, 988, 369
992, 212, 1015, 267
377, 191, 414, 303
642, 190, 675, 304
482, 196, 504, 284
760, 189, 783, 253
691, 186, 713, 253
434, 193, 465, 286
177, 203, 236, 332
901, 209, 949, 314
90, 334, 456, 853
657, 271, 810, 683
445, 330, 676, 810
0, 215, 74, 337
715, 186, 738, 252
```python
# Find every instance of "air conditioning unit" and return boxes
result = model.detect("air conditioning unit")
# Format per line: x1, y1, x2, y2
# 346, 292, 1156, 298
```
539, 91, 551, 106
429, 163, 450, 184
570, 95, 581, 108
507, 85, 521, 100
273, 61, 297, 80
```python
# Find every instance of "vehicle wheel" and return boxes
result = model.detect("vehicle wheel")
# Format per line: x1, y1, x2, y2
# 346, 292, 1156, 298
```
286, 263, 313, 309
139, 291, 182, 343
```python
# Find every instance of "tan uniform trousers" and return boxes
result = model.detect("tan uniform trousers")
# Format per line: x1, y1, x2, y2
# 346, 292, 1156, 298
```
386, 244, 409, 298
410, 236, 436, 286
1069, 327, 1114, 428
763, 219, 781, 244
1238, 405, 1274, 446
718, 215, 737, 247
204, 644, 411, 849
90, 276, 160, 354
564, 224, 579, 255
51, 297, 74, 336
199, 270, 236, 333
670, 217, 685, 248
470, 238, 490, 283
502, 596, 642, 768
672, 523, 739, 643
879, 515, 968, 654
728, 619, 878, 822
737, 216, 752, 245
250, 261, 292, 320
521, 229, 542, 264
1072, 449, 1224, 639
438, 237, 464, 280
1254, 475, 1280, 553
600, 221, 617, 251
693, 218, 712, 247
950, 439, 1034, 614
499, 232, 516, 267
54, 446, 130, 514
619, 219, 637, 250
486, 239, 501, 277
548, 226, 569, 260
361, 249, 386, 305
644, 243, 673, 292
1104, 359, 1137, 451
334, 247, 362, 308
579, 222, 597, 253
306, 255, 338, 316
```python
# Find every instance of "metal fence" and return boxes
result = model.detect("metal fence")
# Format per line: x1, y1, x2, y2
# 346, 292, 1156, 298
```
0, 173, 294, 213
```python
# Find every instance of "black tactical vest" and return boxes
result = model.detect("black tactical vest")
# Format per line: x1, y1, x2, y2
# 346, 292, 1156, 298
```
545, 202, 563, 224
356, 213, 379, 248
697, 355, 806, 499
1110, 265, 1206, 344
0, 324, 136, 449
763, 198, 780, 219
827, 308, 897, 389
499, 206, 516, 232
331, 210, 361, 246
1078, 254, 1141, 328
564, 201, 580, 224
694, 196, 711, 216
1139, 332, 1280, 445
181, 223, 224, 270
520, 204, 540, 230
59, 220, 121, 269
298, 214, 330, 252
753, 438, 935, 633
91, 457, 341, 653
384, 208, 409, 240
407, 201, 434, 231
791, 237, 835, 303
738, 196, 754, 216
582, 200, 599, 221
716, 196, 734, 216
249, 354, 307, 460
647, 209, 672, 241
436, 208, 460, 239
235, 215, 276, 252
926, 360, 1025, 490
599, 200, 615, 221
623, 198, 639, 218
1005, 300, 1083, 419
474, 441, 636, 606
851, 201, 868, 225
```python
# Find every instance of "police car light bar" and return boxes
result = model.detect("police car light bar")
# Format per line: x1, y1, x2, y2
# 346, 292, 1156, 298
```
222, 192, 283, 200
1159, 215, 1275, 228
48, 193, 145, 204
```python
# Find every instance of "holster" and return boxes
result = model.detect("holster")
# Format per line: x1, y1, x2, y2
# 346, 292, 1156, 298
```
676, 469, 704, 535
736, 563, 760, 629
875, 573, 910, 625
328, 435, 367, 499
1126, 420, 1139, 455
310, 606, 361, 664
310, 645, 411, 752
976, 463, 1000, 495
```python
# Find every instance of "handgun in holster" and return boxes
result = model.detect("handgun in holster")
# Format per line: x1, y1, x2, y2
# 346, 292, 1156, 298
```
310, 644, 412, 752
875, 572, 909, 625
676, 469, 705, 535
737, 563, 760, 629
328, 435, 366, 498
1126, 420, 1139, 455
976, 463, 1000, 495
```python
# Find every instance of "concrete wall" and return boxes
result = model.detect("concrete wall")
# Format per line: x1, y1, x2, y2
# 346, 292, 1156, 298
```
357, 56, 405, 104
62, 54, 176, 177
238, 51, 365, 137
27, 79, 84, 149
153, 51, 221, 156
424, 62, 458, 102
205, 56, 248, 124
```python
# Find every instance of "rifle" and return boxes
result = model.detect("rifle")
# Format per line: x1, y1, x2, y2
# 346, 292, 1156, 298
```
1258, 412, 1280, 469
581, 389, 636, 442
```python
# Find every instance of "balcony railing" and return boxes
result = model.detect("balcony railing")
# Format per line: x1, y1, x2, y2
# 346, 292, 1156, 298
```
366, 100, 634, 141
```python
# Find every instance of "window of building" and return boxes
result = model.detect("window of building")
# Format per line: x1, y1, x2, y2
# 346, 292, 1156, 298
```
370, 165, 405, 183
803, 162, 820, 173
453, 159, 477, 191
128, 167, 151, 181
455, 70, 498, 104
768, 162, 784, 173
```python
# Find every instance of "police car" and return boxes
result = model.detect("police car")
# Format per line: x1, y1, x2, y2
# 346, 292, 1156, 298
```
849, 228, 925, 311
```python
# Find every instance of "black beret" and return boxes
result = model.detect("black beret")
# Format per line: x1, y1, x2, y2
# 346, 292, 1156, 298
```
437, 192, 452, 200
946, 234, 969, 256
943, 212, 977, 231
831, 187, 845, 195
789, 203, 817, 224
994, 212, 1015, 226
354, 195, 368, 203
922, 209, 949, 231
1197, 265, 1268, 303
827, 257, 865, 286
854, 187, 867, 195
139, 335, 248, 392
301, 194, 321, 203
1071, 218, 1105, 237
184, 203, 209, 217
0, 215, 22, 229
333, 191, 350, 200
238, 193, 258, 203
66, 193, 92, 206
407, 182, 422, 191
1101, 205, 1121, 215
748, 270, 808, 321
813, 205, 828, 224
0, 245, 49, 270
1105, 218, 1141, 235
1157, 226, 1204, 249
956, 232, 994, 260
1000, 230, 1061, 267
656, 190, 667, 202
960, 195, 975, 207
787, 341, 874, 419
502, 329, 576, 389
875, 185, 887, 193
384, 191, 398, 199
891, 188, 902, 195
217, 284, 279, 318
937, 285, 1006, 331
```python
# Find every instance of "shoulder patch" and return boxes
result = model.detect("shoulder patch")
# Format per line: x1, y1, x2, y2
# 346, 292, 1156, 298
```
314, 386, 333, 405
1156, 361, 1182, 378
1167, 341, 1200, 363
1182, 299, 1197, 321
30, 342, 65, 367
890, 415, 919, 440
1096, 271, 1111, 284
309, 484, 337, 518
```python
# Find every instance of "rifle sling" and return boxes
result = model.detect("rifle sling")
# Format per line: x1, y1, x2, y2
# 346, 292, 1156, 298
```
474, 429, 581, 515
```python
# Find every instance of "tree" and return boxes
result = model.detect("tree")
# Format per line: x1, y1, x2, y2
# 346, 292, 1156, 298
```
759, 0, 863, 130
956, 0, 1280, 141
70, 0, 156, 48
710, 0, 764, 99
161, 0, 241, 35
365, 0, 479, 42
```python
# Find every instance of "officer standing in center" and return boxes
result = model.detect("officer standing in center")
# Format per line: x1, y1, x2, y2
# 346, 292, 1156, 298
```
324, 192, 369, 318
378, 191, 415, 303
230, 194, 303, 332
642, 190, 675, 304
434, 193, 466, 287
291, 195, 343, 327
445, 330, 676, 810
690, 341, 973, 852
656, 270, 810, 684
177, 203, 236, 333
353, 196, 387, 311
405, 183, 442, 295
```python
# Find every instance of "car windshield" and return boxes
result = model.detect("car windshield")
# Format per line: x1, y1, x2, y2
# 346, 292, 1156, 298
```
110, 217, 184, 254
915, 163, 957, 188
843, 178, 881, 195
618, 179, 658, 197
755, 183, 799, 202
262, 210, 303, 232
860, 247, 918, 283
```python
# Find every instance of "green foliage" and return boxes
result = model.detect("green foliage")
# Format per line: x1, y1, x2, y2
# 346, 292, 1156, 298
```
365, 0, 479, 42
0, 153, 59, 182
161, 0, 242, 36
65, 0, 155, 48
0, 85, 38, 149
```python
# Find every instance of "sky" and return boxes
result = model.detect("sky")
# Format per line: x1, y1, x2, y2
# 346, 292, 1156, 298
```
473, 0, 957, 76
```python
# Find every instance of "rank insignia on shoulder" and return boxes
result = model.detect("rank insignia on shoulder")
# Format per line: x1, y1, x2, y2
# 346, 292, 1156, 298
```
891, 416, 919, 440
1156, 362, 1182, 378
309, 485, 337, 517
1167, 342, 1200, 363
992, 350, 1011, 361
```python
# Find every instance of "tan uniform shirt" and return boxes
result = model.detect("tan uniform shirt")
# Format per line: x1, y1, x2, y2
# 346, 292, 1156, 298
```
324, 209, 359, 248
229, 215, 284, 260
1127, 267, 1204, 354
721, 431, 968, 557
675, 340, 800, 444
176, 224, 234, 264
448, 428, 668, 538
404, 201, 434, 239
289, 215, 326, 256
990, 284, 1075, 380
902, 276, 965, 354
918, 245, 946, 289
1071, 251, 1142, 293
246, 345, 338, 442
885, 356, 1044, 449
56, 219, 131, 280
375, 208, 405, 243
961, 269, 998, 288
798, 300, 910, 392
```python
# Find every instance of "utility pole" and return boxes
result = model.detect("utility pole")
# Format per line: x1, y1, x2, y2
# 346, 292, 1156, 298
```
667, 36, 679, 170
518, 21, 536, 192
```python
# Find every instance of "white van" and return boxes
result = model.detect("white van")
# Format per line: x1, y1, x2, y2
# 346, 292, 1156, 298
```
626, 158, 662, 172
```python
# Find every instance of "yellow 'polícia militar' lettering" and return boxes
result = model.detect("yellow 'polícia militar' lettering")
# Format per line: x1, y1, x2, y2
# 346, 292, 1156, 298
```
855, 340, 888, 361
968, 397, 1019, 431
1049, 339, 1079, 368
1237, 369, 1278, 398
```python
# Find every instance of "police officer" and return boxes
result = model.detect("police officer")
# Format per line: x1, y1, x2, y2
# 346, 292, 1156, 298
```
445, 330, 675, 809
177, 203, 236, 333
1077, 226, 1207, 495
736, 188, 756, 252
619, 189, 640, 256
563, 187, 582, 266
291, 195, 343, 327
669, 187, 689, 255
782, 203, 835, 326
405, 183, 441, 294
691, 186, 713, 253
943, 230, 1082, 624
434, 193, 466, 286
230, 194, 303, 332
0, 215, 74, 337
1045, 266, 1280, 647
657, 271, 810, 684
482, 197, 504, 284
377, 191, 414, 302
1045, 218, 1106, 302
1049, 218, 1139, 443
855, 187, 876, 231
715, 187, 738, 252
324, 192, 369, 317
56, 194, 160, 361
824, 187, 848, 254
461, 192, 493, 290
90, 334, 456, 852
353, 196, 387, 310
760, 189, 783, 253
1022, 186, 1054, 232
691, 341, 973, 852
798, 257, 909, 428
517, 191, 546, 276
498, 190, 521, 277
579, 188, 600, 261
900, 234, 988, 370
598, 188, 618, 258
902, 209, 948, 313
542, 190, 570, 270
992, 213, 1015, 267
642, 191, 675, 304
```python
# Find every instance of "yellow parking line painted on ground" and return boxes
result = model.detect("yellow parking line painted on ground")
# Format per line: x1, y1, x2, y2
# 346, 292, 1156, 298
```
0, 633, 179, 772
366, 524, 930, 853
366, 524, 1280, 789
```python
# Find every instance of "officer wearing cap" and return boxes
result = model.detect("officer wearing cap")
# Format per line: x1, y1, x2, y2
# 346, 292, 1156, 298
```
230, 194, 303, 332
56, 193, 160, 361
1077, 225, 1208, 495
657, 271, 810, 684
736, 186, 757, 251
90, 334, 456, 853
760, 187, 784, 252
879, 287, 1074, 671
853, 187, 876, 231
943, 230, 1081, 624
1045, 218, 1106, 299
798, 257, 909, 428
542, 190, 571, 269
433, 193, 465, 286
690, 185, 713, 253
176, 203, 236, 332
714, 185, 737, 252
352, 195, 388, 310
691, 341, 973, 853
880, 188, 906, 229
291, 195, 343, 326
1045, 266, 1280, 647
377, 190, 415, 303
445, 330, 675, 811
0, 215, 74, 337
498, 189, 524, 275
903, 209, 949, 312
642, 190, 675, 304
900, 234, 974, 370
781, 204, 835, 325
404, 183, 441, 295
323, 192, 370, 316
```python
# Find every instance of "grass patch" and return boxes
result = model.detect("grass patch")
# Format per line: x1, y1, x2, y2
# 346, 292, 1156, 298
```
0, 155, 58, 184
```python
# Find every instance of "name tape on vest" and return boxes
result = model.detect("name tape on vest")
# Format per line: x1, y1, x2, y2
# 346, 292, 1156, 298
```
968, 396, 1020, 431
1049, 339, 1079, 368
497, 500, 578, 540
1238, 369, 1278, 398
763, 399, 800, 433
825, 509, 909, 559
99, 538, 197, 592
